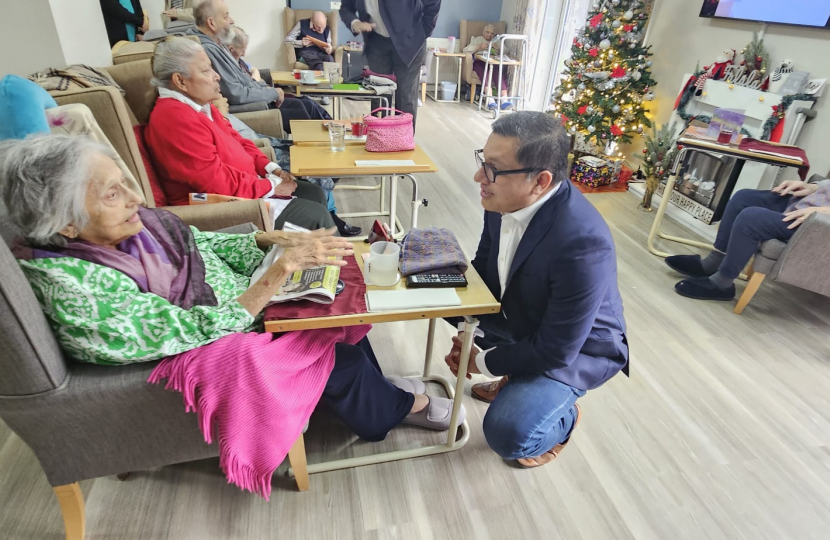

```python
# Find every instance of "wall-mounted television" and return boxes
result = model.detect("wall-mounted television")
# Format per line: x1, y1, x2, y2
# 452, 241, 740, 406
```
699, 1, 830, 29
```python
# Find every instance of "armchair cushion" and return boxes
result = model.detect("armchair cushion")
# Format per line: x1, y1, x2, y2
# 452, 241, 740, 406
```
771, 212, 830, 295
132, 125, 169, 207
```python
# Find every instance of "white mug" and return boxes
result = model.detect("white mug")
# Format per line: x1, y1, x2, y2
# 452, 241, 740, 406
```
365, 241, 401, 287
300, 70, 316, 83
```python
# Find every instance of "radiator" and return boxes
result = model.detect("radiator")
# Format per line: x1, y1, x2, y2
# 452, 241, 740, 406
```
425, 38, 464, 89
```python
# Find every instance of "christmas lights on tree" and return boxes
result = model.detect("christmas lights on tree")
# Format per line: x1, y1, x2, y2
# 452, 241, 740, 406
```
551, 0, 657, 147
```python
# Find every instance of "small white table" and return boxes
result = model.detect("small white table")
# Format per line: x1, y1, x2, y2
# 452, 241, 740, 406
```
428, 52, 466, 103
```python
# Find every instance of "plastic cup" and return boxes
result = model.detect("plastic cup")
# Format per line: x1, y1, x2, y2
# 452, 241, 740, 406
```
329, 124, 346, 152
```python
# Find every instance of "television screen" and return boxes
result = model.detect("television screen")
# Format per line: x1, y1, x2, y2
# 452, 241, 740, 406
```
700, 0, 830, 28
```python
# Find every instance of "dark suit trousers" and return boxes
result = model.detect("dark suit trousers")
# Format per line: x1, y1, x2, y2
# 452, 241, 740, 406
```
365, 32, 425, 130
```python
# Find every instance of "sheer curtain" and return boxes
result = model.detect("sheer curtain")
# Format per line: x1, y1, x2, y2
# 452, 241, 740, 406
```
545, 0, 593, 110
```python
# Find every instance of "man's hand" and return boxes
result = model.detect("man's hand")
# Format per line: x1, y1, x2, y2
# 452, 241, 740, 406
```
302, 37, 313, 47
162, 9, 177, 17
212, 96, 229, 115
251, 67, 262, 82
353, 21, 376, 33
275, 88, 285, 105
782, 206, 830, 230
444, 333, 482, 379
141, 14, 150, 33
772, 180, 818, 198
325, 45, 333, 55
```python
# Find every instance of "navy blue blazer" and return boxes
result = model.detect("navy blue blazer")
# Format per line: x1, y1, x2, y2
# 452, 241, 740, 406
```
472, 180, 629, 391
339, 0, 441, 66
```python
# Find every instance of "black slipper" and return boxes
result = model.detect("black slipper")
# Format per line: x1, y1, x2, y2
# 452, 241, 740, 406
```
675, 277, 735, 301
665, 254, 715, 278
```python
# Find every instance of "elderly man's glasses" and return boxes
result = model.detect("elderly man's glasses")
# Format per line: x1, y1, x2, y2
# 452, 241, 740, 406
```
474, 149, 541, 183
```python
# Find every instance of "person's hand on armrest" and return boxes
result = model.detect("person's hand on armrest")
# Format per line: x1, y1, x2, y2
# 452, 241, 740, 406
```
773, 179, 818, 197
783, 205, 830, 230
325, 45, 333, 55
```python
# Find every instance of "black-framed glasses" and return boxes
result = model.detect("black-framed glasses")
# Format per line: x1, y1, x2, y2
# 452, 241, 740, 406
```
474, 149, 541, 183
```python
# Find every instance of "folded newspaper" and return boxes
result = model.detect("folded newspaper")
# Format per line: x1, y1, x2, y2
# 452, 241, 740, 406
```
249, 245, 341, 305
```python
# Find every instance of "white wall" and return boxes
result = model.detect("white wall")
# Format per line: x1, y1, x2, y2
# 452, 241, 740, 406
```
226, 0, 289, 70
143, 0, 168, 30
0, 0, 66, 76
49, 0, 112, 67
647, 0, 830, 177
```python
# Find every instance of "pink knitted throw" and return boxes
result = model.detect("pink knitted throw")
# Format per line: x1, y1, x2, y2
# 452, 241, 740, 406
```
148, 325, 371, 500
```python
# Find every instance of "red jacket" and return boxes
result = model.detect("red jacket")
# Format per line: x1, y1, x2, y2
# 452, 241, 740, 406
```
145, 99, 273, 205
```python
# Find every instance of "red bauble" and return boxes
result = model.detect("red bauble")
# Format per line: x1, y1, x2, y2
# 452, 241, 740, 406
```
611, 67, 627, 79
623, 24, 634, 31
589, 48, 599, 57
610, 125, 623, 137
578, 105, 589, 115
642, 148, 648, 153
590, 13, 604, 28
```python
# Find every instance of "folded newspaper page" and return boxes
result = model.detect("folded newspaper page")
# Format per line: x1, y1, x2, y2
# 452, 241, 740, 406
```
249, 246, 341, 305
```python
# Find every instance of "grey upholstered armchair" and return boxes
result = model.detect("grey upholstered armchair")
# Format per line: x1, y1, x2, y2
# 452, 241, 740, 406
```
734, 211, 830, 314
0, 205, 309, 540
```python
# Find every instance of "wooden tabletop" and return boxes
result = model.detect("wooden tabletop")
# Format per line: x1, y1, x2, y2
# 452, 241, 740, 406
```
677, 135, 805, 168
434, 52, 467, 57
263, 242, 500, 332
290, 120, 367, 146
299, 85, 378, 96
270, 70, 329, 86
289, 144, 439, 176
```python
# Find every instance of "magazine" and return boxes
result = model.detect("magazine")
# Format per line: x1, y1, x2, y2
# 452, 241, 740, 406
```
249, 246, 341, 305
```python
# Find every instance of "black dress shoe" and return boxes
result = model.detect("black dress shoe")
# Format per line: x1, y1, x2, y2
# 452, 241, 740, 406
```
330, 212, 362, 237
337, 221, 362, 237
675, 277, 735, 301
665, 254, 714, 278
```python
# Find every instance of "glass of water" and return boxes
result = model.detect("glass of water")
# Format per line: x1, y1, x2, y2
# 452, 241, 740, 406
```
328, 66, 341, 85
329, 123, 346, 152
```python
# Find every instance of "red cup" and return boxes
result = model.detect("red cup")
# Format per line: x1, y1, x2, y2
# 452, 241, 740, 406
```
351, 121, 367, 137
717, 128, 734, 144
294, 72, 301, 80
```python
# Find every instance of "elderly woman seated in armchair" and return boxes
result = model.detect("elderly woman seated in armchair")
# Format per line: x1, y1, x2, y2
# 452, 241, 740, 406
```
145, 36, 332, 232
1, 136, 465, 471
464, 24, 512, 111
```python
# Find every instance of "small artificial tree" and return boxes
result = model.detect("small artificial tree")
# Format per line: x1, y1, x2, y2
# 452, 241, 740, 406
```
551, 0, 657, 148
635, 121, 678, 210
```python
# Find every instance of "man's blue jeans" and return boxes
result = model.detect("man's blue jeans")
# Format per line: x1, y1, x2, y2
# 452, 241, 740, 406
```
483, 374, 585, 460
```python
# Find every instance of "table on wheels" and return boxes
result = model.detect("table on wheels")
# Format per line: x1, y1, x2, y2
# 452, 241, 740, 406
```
264, 242, 501, 478
289, 143, 437, 240
270, 70, 390, 119
647, 132, 807, 258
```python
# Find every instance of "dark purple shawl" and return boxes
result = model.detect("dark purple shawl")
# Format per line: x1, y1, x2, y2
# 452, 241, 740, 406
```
13, 207, 218, 309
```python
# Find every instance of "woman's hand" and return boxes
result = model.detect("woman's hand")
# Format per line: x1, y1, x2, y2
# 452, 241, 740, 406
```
773, 180, 818, 197
272, 176, 297, 197
782, 206, 830, 230
276, 236, 354, 274
162, 9, 177, 17
478, 41, 489, 51
256, 227, 338, 250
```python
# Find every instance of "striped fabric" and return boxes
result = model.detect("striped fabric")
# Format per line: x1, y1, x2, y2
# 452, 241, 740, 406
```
170, 0, 184, 8
149, 324, 371, 500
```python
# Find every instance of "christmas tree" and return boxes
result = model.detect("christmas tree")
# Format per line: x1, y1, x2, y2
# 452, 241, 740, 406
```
551, 0, 657, 147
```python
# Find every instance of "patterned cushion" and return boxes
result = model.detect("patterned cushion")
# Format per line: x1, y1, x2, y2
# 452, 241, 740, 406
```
132, 124, 169, 207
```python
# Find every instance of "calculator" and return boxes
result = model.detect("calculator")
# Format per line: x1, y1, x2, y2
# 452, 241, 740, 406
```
406, 274, 468, 288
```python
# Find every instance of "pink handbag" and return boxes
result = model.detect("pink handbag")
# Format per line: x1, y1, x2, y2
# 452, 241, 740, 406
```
364, 108, 415, 152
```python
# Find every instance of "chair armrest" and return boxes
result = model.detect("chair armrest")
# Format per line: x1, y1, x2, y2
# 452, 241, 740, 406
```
334, 47, 344, 67
254, 138, 277, 161
462, 54, 477, 84
236, 109, 285, 139
773, 212, 830, 295
161, 200, 273, 233
51, 87, 153, 205
228, 101, 270, 114
286, 43, 298, 68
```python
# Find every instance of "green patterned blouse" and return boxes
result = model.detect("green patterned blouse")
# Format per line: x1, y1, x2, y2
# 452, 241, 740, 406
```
18, 229, 266, 366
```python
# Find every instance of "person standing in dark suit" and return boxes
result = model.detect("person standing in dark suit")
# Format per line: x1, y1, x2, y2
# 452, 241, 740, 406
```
339, 0, 441, 130
445, 112, 629, 468
100, 0, 149, 47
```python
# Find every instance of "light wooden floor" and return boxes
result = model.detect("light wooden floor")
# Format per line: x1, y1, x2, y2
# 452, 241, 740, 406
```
3, 101, 830, 539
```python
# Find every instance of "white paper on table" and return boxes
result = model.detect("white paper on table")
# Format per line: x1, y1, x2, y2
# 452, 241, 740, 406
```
355, 160, 417, 167
365, 289, 461, 312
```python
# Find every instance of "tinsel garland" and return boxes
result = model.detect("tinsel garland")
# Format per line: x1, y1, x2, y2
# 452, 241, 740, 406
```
676, 70, 816, 140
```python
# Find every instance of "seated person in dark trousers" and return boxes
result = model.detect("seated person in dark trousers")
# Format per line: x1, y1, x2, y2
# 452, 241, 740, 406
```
188, 0, 330, 134
444, 112, 629, 468
284, 11, 335, 70
666, 177, 830, 301
340, 0, 441, 130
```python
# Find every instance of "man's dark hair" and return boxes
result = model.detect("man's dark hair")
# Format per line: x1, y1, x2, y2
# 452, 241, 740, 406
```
491, 112, 570, 185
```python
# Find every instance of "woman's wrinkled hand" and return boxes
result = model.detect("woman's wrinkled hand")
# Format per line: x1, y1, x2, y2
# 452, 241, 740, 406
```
260, 227, 339, 249
277, 236, 354, 273
772, 180, 818, 198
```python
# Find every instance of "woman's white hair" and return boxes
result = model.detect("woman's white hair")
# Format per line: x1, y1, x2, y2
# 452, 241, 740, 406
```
151, 36, 206, 90
230, 26, 249, 49
0, 134, 114, 247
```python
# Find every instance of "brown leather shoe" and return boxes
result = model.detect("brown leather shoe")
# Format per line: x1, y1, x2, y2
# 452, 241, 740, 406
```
471, 376, 508, 403
517, 403, 582, 468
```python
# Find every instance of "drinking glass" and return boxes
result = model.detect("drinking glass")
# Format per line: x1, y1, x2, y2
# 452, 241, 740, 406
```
329, 123, 346, 152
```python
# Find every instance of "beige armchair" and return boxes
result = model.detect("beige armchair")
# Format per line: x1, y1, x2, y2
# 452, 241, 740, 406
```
48, 59, 284, 207
282, 8, 344, 70
460, 20, 507, 104
111, 36, 201, 65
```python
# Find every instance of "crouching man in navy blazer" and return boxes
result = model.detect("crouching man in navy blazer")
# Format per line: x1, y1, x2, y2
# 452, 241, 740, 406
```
445, 112, 629, 468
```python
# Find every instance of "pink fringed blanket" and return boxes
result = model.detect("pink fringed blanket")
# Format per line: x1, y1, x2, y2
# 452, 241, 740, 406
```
148, 325, 371, 500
